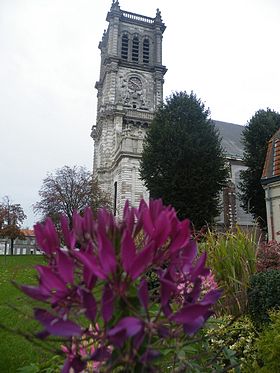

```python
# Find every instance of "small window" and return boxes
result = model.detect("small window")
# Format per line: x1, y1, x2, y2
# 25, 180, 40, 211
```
132, 36, 139, 62
121, 34, 129, 60
143, 38, 149, 63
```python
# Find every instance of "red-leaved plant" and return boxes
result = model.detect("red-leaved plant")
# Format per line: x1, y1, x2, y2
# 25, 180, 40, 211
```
256, 240, 280, 272
20, 199, 220, 372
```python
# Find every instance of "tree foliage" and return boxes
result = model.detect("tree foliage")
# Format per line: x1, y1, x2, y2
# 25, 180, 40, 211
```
0, 196, 26, 255
239, 109, 280, 228
34, 165, 111, 224
140, 91, 228, 228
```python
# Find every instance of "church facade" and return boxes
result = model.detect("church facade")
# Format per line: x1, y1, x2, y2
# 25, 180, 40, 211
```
92, 1, 253, 227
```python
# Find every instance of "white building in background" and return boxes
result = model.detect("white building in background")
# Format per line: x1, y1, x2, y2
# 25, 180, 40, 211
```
262, 129, 280, 241
0, 229, 38, 255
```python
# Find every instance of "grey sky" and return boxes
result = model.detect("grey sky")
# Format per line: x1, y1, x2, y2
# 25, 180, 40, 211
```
1, 0, 280, 227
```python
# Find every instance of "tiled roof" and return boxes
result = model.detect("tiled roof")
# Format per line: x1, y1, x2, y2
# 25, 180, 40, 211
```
21, 229, 35, 237
262, 128, 280, 183
213, 120, 244, 160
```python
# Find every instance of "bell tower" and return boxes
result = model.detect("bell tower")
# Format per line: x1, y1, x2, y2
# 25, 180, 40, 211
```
91, 0, 166, 215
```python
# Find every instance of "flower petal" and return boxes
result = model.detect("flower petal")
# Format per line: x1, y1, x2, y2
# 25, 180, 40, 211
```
129, 242, 154, 280
34, 309, 82, 337
91, 346, 111, 361
83, 266, 97, 290
191, 251, 209, 280
56, 250, 74, 284
20, 285, 49, 302
97, 230, 117, 276
81, 290, 97, 322
169, 219, 191, 254
200, 289, 222, 306
153, 212, 171, 247
36, 265, 67, 292
171, 303, 212, 334
101, 284, 114, 323
34, 218, 60, 255
60, 215, 76, 250
74, 251, 106, 280
108, 316, 143, 344
138, 278, 149, 310
160, 277, 177, 307
121, 229, 136, 274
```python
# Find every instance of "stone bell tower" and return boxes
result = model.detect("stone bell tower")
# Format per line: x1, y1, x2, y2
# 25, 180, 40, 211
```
91, 0, 166, 215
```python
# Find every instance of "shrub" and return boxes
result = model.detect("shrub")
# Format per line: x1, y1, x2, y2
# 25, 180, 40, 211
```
248, 269, 280, 328
199, 227, 257, 315
159, 322, 241, 372
253, 310, 280, 372
205, 316, 258, 371
256, 240, 280, 272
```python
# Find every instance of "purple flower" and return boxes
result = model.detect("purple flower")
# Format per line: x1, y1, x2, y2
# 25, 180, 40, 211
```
120, 229, 136, 274
128, 241, 155, 280
121, 229, 155, 280
138, 278, 149, 310
36, 265, 69, 301
60, 215, 76, 250
61, 344, 87, 373
20, 198, 221, 371
97, 230, 117, 276
55, 250, 74, 284
107, 317, 143, 348
83, 265, 97, 290
160, 270, 178, 307
122, 200, 136, 235
74, 250, 106, 280
80, 289, 97, 322
101, 284, 114, 323
34, 218, 59, 255
169, 219, 191, 255
20, 284, 49, 302
171, 304, 212, 335
34, 308, 82, 337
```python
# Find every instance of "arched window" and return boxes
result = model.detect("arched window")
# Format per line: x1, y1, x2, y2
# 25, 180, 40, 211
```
132, 36, 139, 62
113, 181, 117, 216
143, 38, 149, 63
121, 34, 129, 60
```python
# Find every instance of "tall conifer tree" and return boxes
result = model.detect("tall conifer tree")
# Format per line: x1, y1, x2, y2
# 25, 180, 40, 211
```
140, 91, 228, 228
240, 109, 280, 228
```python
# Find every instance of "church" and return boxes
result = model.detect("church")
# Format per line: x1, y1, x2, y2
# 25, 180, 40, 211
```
91, 1, 253, 228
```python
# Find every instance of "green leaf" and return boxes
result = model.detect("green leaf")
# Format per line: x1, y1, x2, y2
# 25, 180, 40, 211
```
17, 364, 40, 373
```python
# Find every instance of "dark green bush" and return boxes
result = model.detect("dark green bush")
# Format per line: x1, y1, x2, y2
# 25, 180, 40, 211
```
248, 269, 280, 328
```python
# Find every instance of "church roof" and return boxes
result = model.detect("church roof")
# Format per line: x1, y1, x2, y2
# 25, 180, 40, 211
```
261, 128, 280, 185
213, 120, 244, 160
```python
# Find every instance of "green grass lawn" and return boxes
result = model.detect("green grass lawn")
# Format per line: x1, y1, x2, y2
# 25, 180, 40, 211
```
0, 255, 60, 372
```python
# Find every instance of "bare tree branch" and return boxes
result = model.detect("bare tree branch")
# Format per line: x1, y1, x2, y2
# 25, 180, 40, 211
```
34, 165, 111, 225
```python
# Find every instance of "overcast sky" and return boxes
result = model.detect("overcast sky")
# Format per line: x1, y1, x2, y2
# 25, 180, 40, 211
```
1, 0, 280, 227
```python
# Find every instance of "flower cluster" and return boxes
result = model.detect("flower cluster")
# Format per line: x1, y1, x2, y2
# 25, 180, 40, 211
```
21, 199, 220, 372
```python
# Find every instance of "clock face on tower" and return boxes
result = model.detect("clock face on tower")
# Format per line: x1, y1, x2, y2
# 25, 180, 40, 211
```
128, 76, 142, 91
